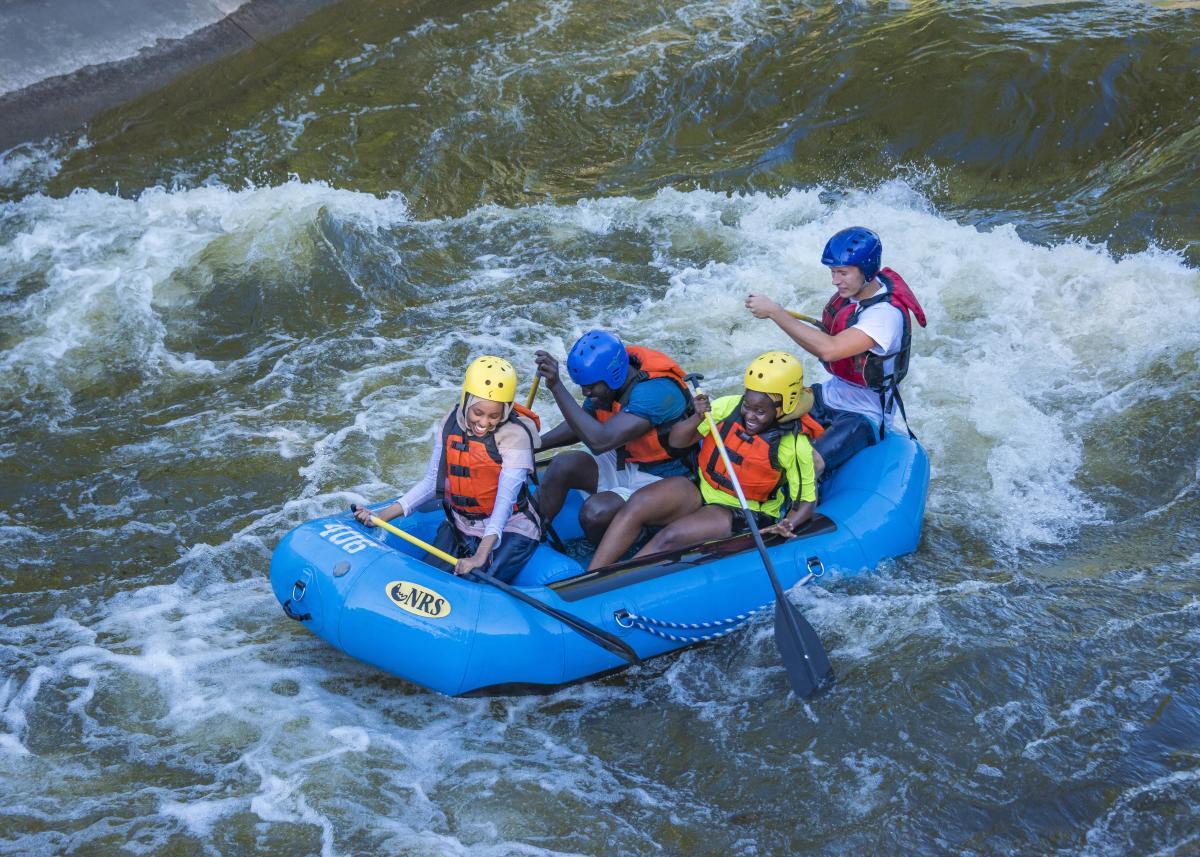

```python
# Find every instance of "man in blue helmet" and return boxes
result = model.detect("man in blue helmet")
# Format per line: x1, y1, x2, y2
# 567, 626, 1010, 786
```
746, 226, 926, 476
532, 331, 695, 544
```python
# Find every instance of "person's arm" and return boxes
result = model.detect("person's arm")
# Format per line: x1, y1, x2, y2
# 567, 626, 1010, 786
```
354, 431, 442, 526
534, 350, 654, 454
762, 500, 816, 538
479, 466, 530, 545
668, 392, 709, 448
761, 434, 818, 538
745, 294, 877, 363
570, 409, 652, 455
538, 420, 579, 451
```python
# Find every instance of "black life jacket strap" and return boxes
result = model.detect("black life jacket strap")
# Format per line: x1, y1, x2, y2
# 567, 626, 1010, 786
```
873, 376, 916, 441
436, 411, 456, 519
893, 386, 916, 440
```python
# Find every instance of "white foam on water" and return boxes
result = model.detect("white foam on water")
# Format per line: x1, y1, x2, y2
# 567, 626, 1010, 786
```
3, 173, 1198, 853
158, 795, 243, 839
837, 750, 890, 818
1079, 767, 1200, 857
2, 170, 1193, 553
0, 180, 410, 402
0, 565, 617, 854
0, 142, 67, 192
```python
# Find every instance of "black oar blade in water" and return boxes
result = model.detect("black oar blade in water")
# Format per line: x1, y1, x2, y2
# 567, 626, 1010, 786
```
773, 597, 834, 698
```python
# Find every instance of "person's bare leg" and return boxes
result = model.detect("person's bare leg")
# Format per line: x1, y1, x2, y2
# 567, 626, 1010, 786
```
634, 505, 736, 558
587, 477, 702, 569
580, 491, 625, 545
534, 451, 598, 524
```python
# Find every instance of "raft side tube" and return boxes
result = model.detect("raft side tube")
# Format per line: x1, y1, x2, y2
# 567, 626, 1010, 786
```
338, 551, 487, 696
456, 581, 573, 693
330, 529, 583, 695
818, 434, 929, 567
269, 515, 397, 640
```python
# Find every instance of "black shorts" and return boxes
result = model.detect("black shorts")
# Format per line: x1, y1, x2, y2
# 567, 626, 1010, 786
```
721, 506, 780, 536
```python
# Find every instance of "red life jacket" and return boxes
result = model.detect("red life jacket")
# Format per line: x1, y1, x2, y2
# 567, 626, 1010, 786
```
820, 267, 926, 391
698, 401, 819, 506
593, 345, 694, 466
440, 403, 540, 520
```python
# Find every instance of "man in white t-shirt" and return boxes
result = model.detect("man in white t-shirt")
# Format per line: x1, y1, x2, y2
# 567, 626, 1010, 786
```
745, 226, 926, 476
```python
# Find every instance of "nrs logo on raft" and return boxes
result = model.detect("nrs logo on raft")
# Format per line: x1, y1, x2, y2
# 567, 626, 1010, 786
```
387, 581, 452, 619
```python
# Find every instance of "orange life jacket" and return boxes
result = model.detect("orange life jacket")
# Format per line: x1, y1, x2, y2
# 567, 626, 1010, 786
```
699, 402, 820, 505
799, 413, 825, 441
440, 403, 540, 520
593, 346, 694, 466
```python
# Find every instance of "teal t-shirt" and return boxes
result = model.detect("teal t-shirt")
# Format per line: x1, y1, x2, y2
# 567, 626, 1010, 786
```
584, 376, 691, 477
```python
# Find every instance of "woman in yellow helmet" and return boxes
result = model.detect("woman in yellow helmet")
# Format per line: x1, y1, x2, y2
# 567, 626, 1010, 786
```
354, 356, 543, 582
587, 352, 820, 569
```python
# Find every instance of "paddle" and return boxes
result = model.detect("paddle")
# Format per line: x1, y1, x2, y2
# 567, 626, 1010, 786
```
350, 505, 639, 664
787, 309, 823, 327
526, 375, 540, 408
689, 382, 833, 697
730, 309, 822, 337
461, 568, 638, 664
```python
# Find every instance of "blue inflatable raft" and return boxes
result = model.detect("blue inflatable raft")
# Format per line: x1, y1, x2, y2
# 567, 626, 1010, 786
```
269, 434, 929, 696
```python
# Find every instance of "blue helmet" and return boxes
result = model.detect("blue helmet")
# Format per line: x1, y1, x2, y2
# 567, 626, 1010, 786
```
821, 227, 882, 281
567, 330, 629, 388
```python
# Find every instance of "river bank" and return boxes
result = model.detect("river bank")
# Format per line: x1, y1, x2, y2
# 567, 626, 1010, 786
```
0, 0, 336, 151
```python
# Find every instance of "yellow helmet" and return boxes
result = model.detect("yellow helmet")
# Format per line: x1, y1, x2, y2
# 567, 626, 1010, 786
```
743, 351, 805, 416
462, 356, 517, 405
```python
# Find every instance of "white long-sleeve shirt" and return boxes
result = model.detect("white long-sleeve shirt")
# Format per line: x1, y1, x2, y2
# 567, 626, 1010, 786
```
397, 407, 540, 543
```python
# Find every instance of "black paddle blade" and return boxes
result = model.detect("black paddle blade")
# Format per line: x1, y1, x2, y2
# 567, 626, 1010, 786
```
773, 598, 834, 698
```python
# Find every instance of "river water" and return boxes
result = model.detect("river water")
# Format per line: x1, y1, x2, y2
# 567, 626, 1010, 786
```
2, 1, 1198, 854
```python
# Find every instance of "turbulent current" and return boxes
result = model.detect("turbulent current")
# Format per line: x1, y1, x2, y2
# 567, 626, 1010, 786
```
1, 1, 1199, 854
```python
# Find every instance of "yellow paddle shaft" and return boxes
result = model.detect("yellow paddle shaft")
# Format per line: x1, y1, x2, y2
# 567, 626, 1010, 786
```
369, 515, 458, 565
787, 309, 822, 327
526, 375, 540, 408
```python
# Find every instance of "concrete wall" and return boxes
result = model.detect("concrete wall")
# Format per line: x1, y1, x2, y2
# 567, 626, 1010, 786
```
0, 0, 337, 150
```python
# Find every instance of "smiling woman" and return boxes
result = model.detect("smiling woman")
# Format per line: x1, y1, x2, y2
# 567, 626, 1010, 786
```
352, 355, 545, 583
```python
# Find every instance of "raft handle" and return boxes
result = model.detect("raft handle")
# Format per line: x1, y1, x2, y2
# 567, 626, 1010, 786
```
801, 556, 825, 586
282, 580, 312, 622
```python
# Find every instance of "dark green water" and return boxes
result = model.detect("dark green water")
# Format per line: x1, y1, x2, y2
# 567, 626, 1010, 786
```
1, 1, 1199, 854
